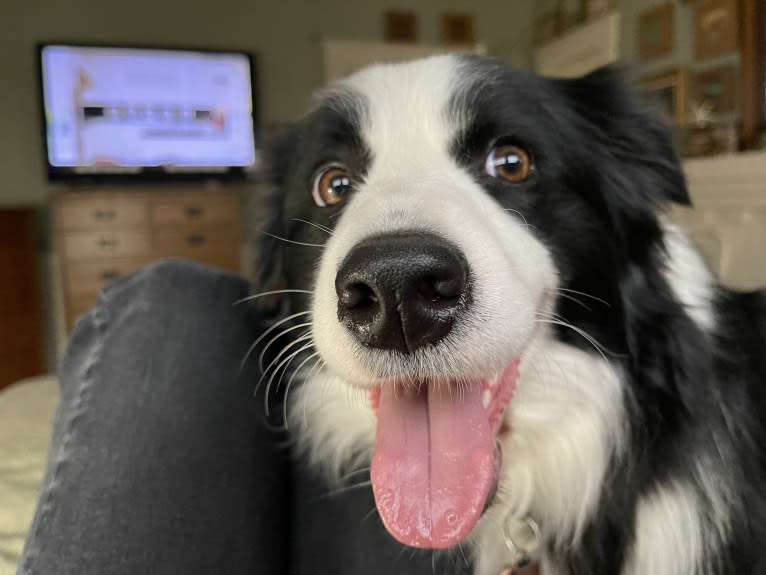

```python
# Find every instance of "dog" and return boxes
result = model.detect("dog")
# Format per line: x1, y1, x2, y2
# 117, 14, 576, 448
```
254, 54, 766, 574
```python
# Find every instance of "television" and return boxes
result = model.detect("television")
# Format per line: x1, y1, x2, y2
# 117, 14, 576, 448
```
38, 43, 257, 181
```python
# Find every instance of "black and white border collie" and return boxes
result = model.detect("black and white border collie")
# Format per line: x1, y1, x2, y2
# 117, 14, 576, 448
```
255, 54, 766, 574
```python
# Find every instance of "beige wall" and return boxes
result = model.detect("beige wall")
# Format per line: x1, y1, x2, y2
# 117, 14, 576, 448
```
0, 0, 534, 210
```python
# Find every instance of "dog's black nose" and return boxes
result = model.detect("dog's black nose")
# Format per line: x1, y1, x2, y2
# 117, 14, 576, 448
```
335, 232, 470, 354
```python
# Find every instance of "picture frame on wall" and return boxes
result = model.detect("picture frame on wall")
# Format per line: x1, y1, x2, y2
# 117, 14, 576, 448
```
641, 67, 688, 126
441, 13, 476, 45
693, 0, 738, 60
384, 11, 418, 43
637, 3, 674, 61
692, 65, 738, 114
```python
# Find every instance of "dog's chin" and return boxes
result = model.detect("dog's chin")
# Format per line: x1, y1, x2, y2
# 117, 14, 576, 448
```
363, 357, 523, 550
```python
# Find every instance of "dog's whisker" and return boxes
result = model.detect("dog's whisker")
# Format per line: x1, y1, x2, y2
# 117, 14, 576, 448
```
239, 311, 311, 372
260, 230, 326, 248
258, 330, 311, 378
362, 505, 380, 525
303, 355, 325, 384
336, 465, 372, 483
281, 351, 321, 430
555, 287, 611, 307
291, 217, 333, 235
258, 321, 313, 373
534, 317, 616, 360
554, 291, 592, 312
256, 333, 313, 397
457, 542, 470, 569
233, 289, 313, 305
264, 341, 315, 417
537, 310, 574, 326
502, 206, 533, 229
318, 479, 372, 499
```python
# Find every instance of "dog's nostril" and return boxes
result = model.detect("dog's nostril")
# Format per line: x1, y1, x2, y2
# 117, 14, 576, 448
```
417, 279, 437, 302
340, 282, 378, 309
417, 277, 462, 303
435, 277, 463, 299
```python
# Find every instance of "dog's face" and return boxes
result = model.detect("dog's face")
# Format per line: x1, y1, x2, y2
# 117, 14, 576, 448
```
259, 55, 686, 555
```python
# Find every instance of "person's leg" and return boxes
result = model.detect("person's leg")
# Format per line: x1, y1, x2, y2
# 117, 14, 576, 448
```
19, 259, 289, 575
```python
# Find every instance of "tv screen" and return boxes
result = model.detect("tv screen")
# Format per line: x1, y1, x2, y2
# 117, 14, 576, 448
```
39, 44, 256, 180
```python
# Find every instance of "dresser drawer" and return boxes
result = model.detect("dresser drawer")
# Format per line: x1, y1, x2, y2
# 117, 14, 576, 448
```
58, 197, 149, 230
62, 231, 152, 259
154, 227, 240, 259
65, 257, 155, 298
151, 194, 239, 226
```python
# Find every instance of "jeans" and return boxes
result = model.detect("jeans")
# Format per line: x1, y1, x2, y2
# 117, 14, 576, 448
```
18, 260, 470, 575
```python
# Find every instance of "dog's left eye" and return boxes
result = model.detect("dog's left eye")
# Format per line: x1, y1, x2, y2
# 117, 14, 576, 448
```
484, 144, 532, 183
312, 165, 352, 207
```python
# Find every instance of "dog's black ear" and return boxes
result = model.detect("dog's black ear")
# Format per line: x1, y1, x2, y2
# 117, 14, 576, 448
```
250, 124, 297, 319
558, 65, 690, 208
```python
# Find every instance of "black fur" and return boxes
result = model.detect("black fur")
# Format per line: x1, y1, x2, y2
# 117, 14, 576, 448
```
255, 56, 766, 574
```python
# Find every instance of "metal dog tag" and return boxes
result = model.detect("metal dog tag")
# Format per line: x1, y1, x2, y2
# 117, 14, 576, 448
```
501, 513, 542, 570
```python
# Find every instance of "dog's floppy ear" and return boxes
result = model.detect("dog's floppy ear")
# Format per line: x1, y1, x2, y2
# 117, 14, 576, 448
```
250, 124, 297, 319
559, 66, 690, 208
555, 66, 690, 259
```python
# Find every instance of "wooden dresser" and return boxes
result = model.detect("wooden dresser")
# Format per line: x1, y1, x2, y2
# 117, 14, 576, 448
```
53, 186, 243, 330
0, 209, 44, 390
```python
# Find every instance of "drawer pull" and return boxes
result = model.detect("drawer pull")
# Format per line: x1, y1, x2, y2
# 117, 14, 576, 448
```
100, 269, 121, 281
93, 209, 116, 221
97, 238, 119, 249
185, 206, 204, 218
186, 234, 206, 246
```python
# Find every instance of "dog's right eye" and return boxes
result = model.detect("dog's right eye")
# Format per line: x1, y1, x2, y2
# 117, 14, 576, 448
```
313, 165, 352, 207
484, 144, 532, 183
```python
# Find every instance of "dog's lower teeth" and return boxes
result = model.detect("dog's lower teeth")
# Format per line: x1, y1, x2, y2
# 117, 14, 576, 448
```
482, 389, 492, 409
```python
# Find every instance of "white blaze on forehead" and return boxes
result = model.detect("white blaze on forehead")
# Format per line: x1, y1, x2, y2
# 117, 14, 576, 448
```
339, 54, 467, 168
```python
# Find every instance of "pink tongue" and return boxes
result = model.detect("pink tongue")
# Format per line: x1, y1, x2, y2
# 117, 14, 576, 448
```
371, 382, 494, 548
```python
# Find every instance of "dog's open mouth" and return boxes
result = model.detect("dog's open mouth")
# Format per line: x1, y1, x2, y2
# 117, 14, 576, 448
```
368, 359, 521, 548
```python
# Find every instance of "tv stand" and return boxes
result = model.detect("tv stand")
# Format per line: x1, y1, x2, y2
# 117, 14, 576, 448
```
53, 184, 243, 331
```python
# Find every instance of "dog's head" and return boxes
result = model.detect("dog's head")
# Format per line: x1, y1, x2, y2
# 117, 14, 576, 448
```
256, 55, 686, 552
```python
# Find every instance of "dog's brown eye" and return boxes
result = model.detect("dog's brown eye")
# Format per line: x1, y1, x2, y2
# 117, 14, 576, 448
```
313, 166, 352, 207
485, 144, 532, 183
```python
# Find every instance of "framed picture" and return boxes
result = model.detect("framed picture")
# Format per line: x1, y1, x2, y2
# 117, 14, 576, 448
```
693, 0, 738, 60
579, 0, 616, 22
637, 4, 674, 61
384, 11, 418, 43
692, 65, 737, 113
441, 13, 476, 45
641, 68, 688, 126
